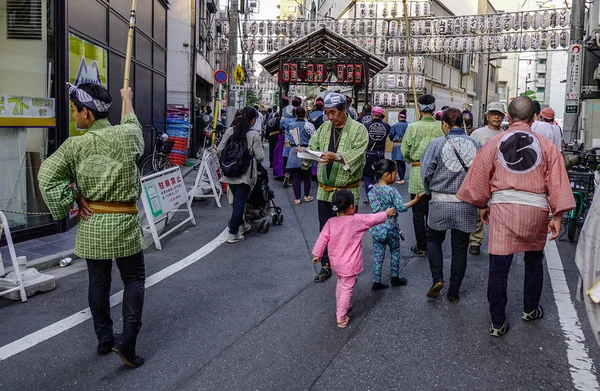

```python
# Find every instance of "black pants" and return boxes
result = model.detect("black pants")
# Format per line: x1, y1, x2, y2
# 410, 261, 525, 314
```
427, 227, 470, 294
411, 193, 431, 251
86, 251, 145, 345
488, 251, 544, 326
290, 167, 311, 199
268, 133, 279, 168
396, 160, 406, 181
228, 183, 251, 234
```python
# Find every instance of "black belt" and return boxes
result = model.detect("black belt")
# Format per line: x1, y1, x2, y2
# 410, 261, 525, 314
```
291, 144, 309, 147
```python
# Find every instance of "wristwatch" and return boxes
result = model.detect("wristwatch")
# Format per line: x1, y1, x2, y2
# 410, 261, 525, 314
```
335, 153, 342, 162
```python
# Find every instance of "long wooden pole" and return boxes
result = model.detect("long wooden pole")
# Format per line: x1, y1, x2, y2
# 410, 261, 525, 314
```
402, 0, 420, 121
121, 0, 138, 120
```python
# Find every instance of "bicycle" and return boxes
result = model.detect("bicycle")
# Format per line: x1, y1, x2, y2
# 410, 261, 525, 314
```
139, 125, 174, 176
561, 145, 600, 241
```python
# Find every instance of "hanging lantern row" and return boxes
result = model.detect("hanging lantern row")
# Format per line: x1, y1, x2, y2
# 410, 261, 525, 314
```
240, 9, 570, 40
281, 63, 327, 83
373, 74, 426, 91
357, 1, 431, 19
373, 92, 407, 108
381, 56, 425, 74
336, 63, 364, 84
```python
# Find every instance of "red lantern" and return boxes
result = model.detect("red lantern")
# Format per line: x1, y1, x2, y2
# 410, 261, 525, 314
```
316, 63, 325, 82
346, 64, 354, 84
290, 63, 298, 82
306, 63, 315, 82
354, 64, 363, 84
337, 64, 345, 83
282, 63, 290, 82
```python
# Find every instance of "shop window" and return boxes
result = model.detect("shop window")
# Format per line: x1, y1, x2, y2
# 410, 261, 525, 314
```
537, 87, 546, 93
7, 0, 42, 40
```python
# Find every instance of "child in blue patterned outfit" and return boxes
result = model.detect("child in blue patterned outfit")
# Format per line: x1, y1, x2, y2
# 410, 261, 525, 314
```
368, 159, 423, 290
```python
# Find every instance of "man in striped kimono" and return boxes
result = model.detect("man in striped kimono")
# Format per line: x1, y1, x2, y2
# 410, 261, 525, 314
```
307, 92, 368, 282
457, 97, 574, 337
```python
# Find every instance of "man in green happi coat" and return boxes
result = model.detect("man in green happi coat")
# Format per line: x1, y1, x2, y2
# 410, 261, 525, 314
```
39, 83, 146, 368
306, 92, 368, 282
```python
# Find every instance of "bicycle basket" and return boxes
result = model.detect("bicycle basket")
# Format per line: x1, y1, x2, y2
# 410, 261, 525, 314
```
568, 171, 595, 196
161, 139, 175, 154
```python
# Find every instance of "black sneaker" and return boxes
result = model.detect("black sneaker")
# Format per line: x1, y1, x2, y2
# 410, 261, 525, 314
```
447, 292, 460, 304
489, 321, 510, 337
372, 282, 389, 291
522, 306, 544, 321
426, 281, 444, 298
391, 277, 408, 287
469, 245, 481, 255
314, 266, 331, 283
97, 339, 115, 355
411, 245, 427, 257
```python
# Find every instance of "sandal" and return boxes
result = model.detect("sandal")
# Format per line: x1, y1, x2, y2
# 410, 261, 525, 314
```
303, 196, 314, 202
314, 265, 331, 283
337, 316, 351, 329
294, 199, 301, 205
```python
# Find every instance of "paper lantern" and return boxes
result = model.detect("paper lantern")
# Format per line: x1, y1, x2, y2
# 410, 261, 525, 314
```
282, 63, 290, 82
257, 37, 264, 52
337, 64, 345, 82
521, 33, 531, 50
306, 64, 315, 83
290, 63, 298, 82
387, 75, 396, 89
223, 21, 230, 35
359, 2, 367, 18
368, 2, 376, 18
398, 93, 406, 108
242, 21, 249, 36
549, 11, 558, 28
503, 35, 511, 51
316, 63, 325, 83
540, 32, 549, 50
540, 11, 550, 29
358, 20, 365, 35
274, 21, 282, 35
559, 9, 570, 28
550, 31, 558, 49
366, 20, 374, 36
342, 21, 349, 36
422, 2, 430, 16
346, 64, 354, 84
390, 93, 398, 107
381, 2, 388, 17
387, 39, 396, 54
242, 38, 249, 51
522, 13, 531, 30
267, 21, 273, 35
560, 31, 569, 48
390, 21, 398, 36
397, 74, 407, 89
511, 34, 521, 51
251, 21, 258, 35
266, 38, 274, 52
382, 92, 390, 107
531, 32, 541, 50
273, 38, 279, 51
503, 14, 513, 32
355, 64, 363, 84
512, 13, 521, 30
379, 20, 388, 36
373, 92, 382, 106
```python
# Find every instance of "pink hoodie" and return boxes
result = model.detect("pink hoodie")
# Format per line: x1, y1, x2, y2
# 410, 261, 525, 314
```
312, 212, 388, 277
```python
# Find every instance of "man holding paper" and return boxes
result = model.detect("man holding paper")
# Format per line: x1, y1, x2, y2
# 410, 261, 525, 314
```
306, 92, 368, 283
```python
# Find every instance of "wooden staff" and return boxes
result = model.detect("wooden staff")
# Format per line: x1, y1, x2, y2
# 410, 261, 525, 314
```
122, 0, 138, 120
403, 0, 420, 121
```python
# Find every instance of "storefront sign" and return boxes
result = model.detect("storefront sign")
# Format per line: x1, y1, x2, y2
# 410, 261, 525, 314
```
69, 34, 108, 137
566, 44, 582, 100
0, 96, 55, 118
190, 149, 223, 207
140, 166, 196, 250
565, 105, 578, 114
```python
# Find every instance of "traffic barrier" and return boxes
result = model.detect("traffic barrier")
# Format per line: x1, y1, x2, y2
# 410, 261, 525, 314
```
0, 212, 27, 302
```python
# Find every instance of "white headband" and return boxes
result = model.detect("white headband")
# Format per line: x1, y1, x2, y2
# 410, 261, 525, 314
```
66, 82, 111, 112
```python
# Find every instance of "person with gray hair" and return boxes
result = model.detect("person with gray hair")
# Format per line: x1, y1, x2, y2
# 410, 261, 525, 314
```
457, 96, 574, 337
401, 94, 444, 257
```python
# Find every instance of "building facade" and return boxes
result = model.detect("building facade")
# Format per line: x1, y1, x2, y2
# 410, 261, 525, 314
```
0, 0, 168, 242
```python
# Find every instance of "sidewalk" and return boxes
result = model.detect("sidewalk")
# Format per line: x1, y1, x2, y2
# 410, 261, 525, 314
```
0, 159, 202, 273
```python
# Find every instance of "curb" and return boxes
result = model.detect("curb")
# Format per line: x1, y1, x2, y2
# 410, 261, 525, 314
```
3, 249, 77, 274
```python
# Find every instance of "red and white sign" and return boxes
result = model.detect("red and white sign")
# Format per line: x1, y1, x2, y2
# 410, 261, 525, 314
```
566, 44, 582, 100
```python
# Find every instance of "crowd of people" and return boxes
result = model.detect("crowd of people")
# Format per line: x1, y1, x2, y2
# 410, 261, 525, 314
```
222, 91, 574, 338
35, 81, 577, 371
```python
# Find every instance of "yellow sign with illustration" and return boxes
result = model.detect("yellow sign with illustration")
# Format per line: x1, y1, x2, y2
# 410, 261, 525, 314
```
234, 64, 245, 85
69, 34, 108, 137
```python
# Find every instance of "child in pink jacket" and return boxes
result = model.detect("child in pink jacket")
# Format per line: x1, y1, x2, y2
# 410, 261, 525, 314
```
312, 190, 395, 328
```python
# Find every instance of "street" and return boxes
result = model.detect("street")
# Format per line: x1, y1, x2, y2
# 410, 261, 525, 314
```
0, 160, 598, 391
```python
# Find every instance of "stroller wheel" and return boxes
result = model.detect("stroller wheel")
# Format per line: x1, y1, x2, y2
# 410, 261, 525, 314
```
271, 213, 280, 225
277, 214, 284, 225
275, 207, 282, 214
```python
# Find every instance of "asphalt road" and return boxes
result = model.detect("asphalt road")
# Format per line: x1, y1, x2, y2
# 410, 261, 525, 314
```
0, 155, 598, 390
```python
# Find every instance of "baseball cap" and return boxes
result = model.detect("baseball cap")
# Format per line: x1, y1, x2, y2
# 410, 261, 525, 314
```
486, 102, 505, 114
541, 108, 555, 120
371, 106, 385, 116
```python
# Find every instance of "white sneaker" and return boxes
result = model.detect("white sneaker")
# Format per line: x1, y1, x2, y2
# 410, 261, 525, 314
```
227, 232, 245, 243
239, 222, 251, 235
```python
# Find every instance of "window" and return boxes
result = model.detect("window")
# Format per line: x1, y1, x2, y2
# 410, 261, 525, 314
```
498, 82, 506, 96
489, 66, 497, 83
537, 87, 546, 93
287, 5, 296, 11
539, 59, 546, 65
537, 73, 546, 79
6, 0, 42, 40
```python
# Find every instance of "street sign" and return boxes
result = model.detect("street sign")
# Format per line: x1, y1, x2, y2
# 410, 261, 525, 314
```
566, 44, 582, 100
566, 105, 578, 114
234, 64, 245, 85
230, 85, 245, 91
214, 69, 228, 84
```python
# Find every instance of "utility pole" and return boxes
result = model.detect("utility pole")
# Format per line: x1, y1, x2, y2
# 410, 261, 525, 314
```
563, 0, 585, 143
226, 0, 239, 127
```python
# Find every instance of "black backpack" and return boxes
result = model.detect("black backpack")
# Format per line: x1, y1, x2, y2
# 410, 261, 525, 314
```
265, 113, 280, 134
219, 136, 253, 177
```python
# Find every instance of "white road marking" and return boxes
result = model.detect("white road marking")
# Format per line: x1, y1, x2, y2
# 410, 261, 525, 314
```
546, 239, 599, 391
0, 228, 229, 362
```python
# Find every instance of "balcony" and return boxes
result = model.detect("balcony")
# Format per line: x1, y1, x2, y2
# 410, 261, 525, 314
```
536, 78, 546, 88
535, 92, 545, 102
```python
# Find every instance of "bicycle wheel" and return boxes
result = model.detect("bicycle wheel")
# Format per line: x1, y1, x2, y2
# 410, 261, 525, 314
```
140, 155, 155, 177
156, 154, 173, 171
567, 218, 578, 242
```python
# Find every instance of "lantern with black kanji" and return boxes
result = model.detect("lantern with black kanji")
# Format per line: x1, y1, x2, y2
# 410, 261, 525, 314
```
306, 64, 315, 83
336, 63, 345, 83
282, 63, 290, 82
354, 64, 363, 84
316, 63, 325, 83
346, 64, 354, 84
290, 63, 298, 82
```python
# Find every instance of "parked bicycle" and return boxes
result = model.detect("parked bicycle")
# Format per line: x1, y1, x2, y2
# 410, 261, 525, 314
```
139, 125, 174, 176
562, 143, 600, 241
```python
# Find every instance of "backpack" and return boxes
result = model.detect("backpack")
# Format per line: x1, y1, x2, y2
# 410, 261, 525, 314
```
219, 135, 253, 177
265, 113, 280, 134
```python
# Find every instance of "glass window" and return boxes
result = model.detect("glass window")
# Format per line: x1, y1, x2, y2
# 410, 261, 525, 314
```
539, 59, 546, 65
537, 73, 546, 79
537, 87, 546, 93
0, 0, 56, 231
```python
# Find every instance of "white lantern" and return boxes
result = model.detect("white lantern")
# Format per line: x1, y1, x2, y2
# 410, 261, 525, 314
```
390, 21, 398, 36
387, 75, 397, 89
511, 34, 521, 51
532, 13, 540, 30
359, 2, 367, 18
494, 15, 502, 34
397, 74, 407, 88
257, 38, 264, 52
302, 21, 309, 35
503, 35, 511, 51
522, 12, 531, 30
422, 2, 431, 16
223, 21, 230, 35
381, 2, 388, 18
478, 15, 486, 34
531, 32, 541, 50
486, 15, 495, 33
373, 92, 382, 106
423, 38, 432, 53
242, 21, 250, 36
398, 93, 407, 108
274, 21, 281, 35
453, 37, 461, 53
358, 20, 365, 35
550, 10, 558, 28
366, 20, 374, 36
503, 14, 513, 32
382, 92, 390, 107
273, 38, 279, 51
377, 38, 386, 54
411, 38, 418, 54
368, 2, 376, 18
413, 2, 420, 17
350, 21, 357, 36
387, 56, 396, 72
390, 2, 398, 18
521, 33, 531, 50
416, 76, 426, 91
550, 31, 558, 49
540, 11, 550, 29
445, 37, 453, 52
459, 37, 468, 52
559, 31, 569, 48
512, 13, 521, 31
414, 56, 425, 73
379, 20, 388, 36
560, 9, 571, 28
398, 56, 407, 73
266, 38, 274, 52
342, 20, 349, 36
540, 32, 549, 50
454, 17, 463, 35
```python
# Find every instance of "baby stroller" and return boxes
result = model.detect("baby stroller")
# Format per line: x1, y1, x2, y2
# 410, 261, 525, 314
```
244, 164, 284, 233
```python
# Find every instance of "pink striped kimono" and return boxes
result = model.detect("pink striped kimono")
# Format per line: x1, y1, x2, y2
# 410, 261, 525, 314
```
456, 122, 574, 255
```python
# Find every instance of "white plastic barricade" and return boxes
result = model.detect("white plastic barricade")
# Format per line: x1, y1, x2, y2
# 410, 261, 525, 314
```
190, 149, 223, 207
140, 166, 196, 250
0, 212, 27, 302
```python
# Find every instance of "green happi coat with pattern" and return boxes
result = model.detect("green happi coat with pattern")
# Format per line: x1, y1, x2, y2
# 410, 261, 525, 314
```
307, 118, 368, 204
38, 113, 144, 260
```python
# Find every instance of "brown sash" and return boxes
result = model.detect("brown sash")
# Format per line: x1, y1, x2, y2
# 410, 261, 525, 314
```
88, 201, 139, 214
